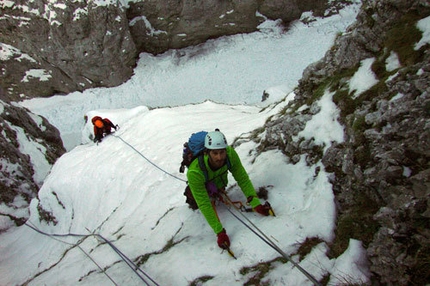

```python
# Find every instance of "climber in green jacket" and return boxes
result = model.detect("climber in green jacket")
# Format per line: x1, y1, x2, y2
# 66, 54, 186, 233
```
186, 130, 272, 249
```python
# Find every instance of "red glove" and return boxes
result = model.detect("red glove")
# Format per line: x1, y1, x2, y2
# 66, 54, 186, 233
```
217, 229, 230, 249
254, 203, 271, 216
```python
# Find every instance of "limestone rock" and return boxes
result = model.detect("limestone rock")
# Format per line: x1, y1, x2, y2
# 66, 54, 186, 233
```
1, 0, 330, 100
0, 88, 65, 232
0, 1, 137, 100
256, 0, 430, 283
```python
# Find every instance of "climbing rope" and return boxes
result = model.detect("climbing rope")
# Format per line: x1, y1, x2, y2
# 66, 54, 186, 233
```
113, 134, 186, 182
20, 135, 173, 285
26, 222, 118, 285
24, 222, 159, 286
220, 193, 322, 286
112, 134, 322, 284
94, 233, 160, 286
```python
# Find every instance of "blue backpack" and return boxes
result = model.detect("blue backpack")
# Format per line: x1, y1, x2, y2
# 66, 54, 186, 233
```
180, 130, 232, 177
181, 130, 231, 210
179, 131, 208, 173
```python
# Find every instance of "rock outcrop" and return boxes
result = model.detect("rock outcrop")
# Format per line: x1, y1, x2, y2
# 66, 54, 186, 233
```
0, 0, 327, 101
127, 0, 327, 54
0, 87, 65, 232
256, 0, 430, 284
1, 1, 137, 101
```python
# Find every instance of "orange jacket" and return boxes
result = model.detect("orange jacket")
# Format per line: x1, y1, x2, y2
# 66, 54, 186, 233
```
91, 116, 116, 141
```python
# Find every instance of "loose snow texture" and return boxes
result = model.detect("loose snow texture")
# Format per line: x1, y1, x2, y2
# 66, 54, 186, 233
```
0, 101, 344, 285
415, 15, 430, 50
349, 57, 379, 98
21, 5, 360, 151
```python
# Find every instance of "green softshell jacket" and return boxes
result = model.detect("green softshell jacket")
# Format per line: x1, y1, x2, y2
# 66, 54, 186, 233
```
187, 146, 261, 234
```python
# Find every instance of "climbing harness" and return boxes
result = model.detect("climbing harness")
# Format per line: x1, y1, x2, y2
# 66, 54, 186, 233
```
25, 222, 159, 286
22, 134, 321, 284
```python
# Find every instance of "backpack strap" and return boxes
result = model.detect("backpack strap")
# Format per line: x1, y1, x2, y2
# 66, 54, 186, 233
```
197, 154, 231, 183
198, 155, 209, 182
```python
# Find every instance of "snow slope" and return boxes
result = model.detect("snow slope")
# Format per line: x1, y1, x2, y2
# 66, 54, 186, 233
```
0, 2, 380, 285
0, 100, 370, 285
21, 5, 360, 151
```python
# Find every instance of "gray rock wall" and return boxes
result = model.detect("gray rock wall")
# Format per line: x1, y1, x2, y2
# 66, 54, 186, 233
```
1, 0, 136, 100
0, 87, 65, 232
1, 0, 326, 101
256, 0, 430, 283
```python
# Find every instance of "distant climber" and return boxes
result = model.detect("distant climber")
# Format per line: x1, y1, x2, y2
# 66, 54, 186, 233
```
185, 129, 273, 250
91, 116, 118, 143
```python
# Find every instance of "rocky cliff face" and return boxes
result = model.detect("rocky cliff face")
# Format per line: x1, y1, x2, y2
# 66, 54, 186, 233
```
0, 87, 65, 232
256, 0, 430, 284
1, 0, 137, 101
0, 0, 327, 101
126, 0, 327, 54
